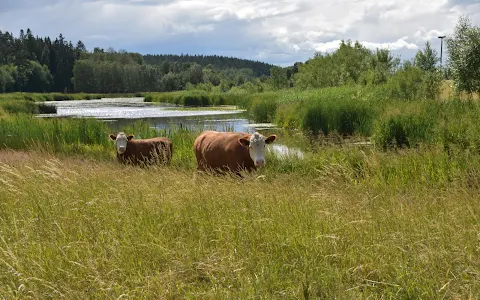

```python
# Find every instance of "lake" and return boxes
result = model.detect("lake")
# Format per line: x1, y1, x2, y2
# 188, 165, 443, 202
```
39, 97, 277, 133
39, 97, 304, 159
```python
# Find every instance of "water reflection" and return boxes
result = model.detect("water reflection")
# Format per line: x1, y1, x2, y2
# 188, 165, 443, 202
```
269, 144, 304, 159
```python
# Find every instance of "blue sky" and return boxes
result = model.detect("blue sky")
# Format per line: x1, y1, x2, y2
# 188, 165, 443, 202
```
1, 0, 479, 66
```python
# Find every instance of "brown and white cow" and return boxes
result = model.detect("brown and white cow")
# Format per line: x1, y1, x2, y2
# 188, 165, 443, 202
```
193, 130, 276, 175
109, 132, 173, 165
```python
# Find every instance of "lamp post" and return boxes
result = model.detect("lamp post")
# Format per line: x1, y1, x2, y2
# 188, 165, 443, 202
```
438, 35, 446, 65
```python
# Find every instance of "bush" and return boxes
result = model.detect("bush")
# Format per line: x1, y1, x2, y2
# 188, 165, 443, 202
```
385, 66, 442, 100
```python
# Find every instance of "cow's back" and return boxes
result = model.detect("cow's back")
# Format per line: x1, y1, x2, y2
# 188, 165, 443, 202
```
119, 137, 173, 165
194, 131, 253, 172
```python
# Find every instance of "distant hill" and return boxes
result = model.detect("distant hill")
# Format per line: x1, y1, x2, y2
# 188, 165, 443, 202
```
143, 54, 275, 77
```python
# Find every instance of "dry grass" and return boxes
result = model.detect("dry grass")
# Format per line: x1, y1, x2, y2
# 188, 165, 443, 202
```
0, 150, 479, 298
440, 80, 480, 100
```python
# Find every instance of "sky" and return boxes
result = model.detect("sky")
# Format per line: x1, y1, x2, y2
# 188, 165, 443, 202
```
0, 0, 479, 66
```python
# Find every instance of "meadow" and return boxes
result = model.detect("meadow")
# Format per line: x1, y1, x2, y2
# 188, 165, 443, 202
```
1, 149, 479, 298
0, 86, 480, 298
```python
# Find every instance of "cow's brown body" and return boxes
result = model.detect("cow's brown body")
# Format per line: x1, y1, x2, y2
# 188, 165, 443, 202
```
194, 131, 257, 174
117, 137, 173, 165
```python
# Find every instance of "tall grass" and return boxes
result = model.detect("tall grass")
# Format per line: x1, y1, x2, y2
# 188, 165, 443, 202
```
0, 151, 479, 298
0, 100, 57, 114
3, 114, 480, 189
269, 87, 378, 136
0, 115, 112, 159
372, 99, 480, 150
247, 86, 480, 151
249, 92, 278, 123
6, 86, 479, 153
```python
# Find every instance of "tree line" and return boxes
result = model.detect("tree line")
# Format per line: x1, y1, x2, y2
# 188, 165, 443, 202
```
0, 29, 84, 93
72, 47, 264, 93
0, 29, 273, 93
144, 54, 273, 77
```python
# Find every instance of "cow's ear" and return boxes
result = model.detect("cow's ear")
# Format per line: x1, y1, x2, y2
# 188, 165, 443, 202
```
127, 135, 134, 141
238, 138, 250, 147
109, 134, 117, 140
265, 134, 276, 144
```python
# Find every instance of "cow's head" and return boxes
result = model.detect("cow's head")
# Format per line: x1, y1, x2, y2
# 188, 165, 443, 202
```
109, 132, 134, 154
239, 132, 276, 167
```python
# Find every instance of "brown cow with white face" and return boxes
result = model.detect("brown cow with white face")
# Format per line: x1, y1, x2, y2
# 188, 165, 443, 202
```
109, 132, 173, 165
193, 130, 276, 175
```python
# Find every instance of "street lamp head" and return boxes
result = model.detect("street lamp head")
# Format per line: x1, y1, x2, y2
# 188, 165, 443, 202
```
438, 35, 446, 39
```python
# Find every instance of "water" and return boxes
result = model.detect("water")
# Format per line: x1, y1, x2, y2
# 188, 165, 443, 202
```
39, 97, 304, 158
39, 97, 274, 133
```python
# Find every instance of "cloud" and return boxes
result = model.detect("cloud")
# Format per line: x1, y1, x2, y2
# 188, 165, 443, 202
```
0, 0, 478, 66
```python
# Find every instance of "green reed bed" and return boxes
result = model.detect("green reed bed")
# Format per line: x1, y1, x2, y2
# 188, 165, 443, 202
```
270, 86, 379, 137
0, 100, 55, 114
0, 115, 112, 159
249, 86, 480, 153
372, 99, 480, 151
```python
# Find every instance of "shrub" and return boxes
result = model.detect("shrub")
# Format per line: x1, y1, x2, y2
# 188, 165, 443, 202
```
385, 66, 442, 100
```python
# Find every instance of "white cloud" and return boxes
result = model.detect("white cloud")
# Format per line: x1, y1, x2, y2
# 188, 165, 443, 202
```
362, 38, 419, 51
414, 28, 448, 42
312, 41, 342, 53
0, 0, 478, 65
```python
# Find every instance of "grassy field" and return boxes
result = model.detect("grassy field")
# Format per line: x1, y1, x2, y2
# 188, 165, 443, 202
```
0, 150, 479, 298
1, 87, 480, 297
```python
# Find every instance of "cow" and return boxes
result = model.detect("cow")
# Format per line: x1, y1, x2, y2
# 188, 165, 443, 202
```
109, 132, 173, 166
193, 130, 276, 175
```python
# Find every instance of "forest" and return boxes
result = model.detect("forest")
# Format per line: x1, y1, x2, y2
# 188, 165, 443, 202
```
0, 29, 273, 93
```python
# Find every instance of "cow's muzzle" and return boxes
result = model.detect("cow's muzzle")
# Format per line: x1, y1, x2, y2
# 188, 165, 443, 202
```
255, 159, 265, 167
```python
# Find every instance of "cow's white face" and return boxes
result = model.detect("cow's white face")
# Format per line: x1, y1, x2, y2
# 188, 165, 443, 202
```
239, 132, 276, 167
109, 132, 133, 154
